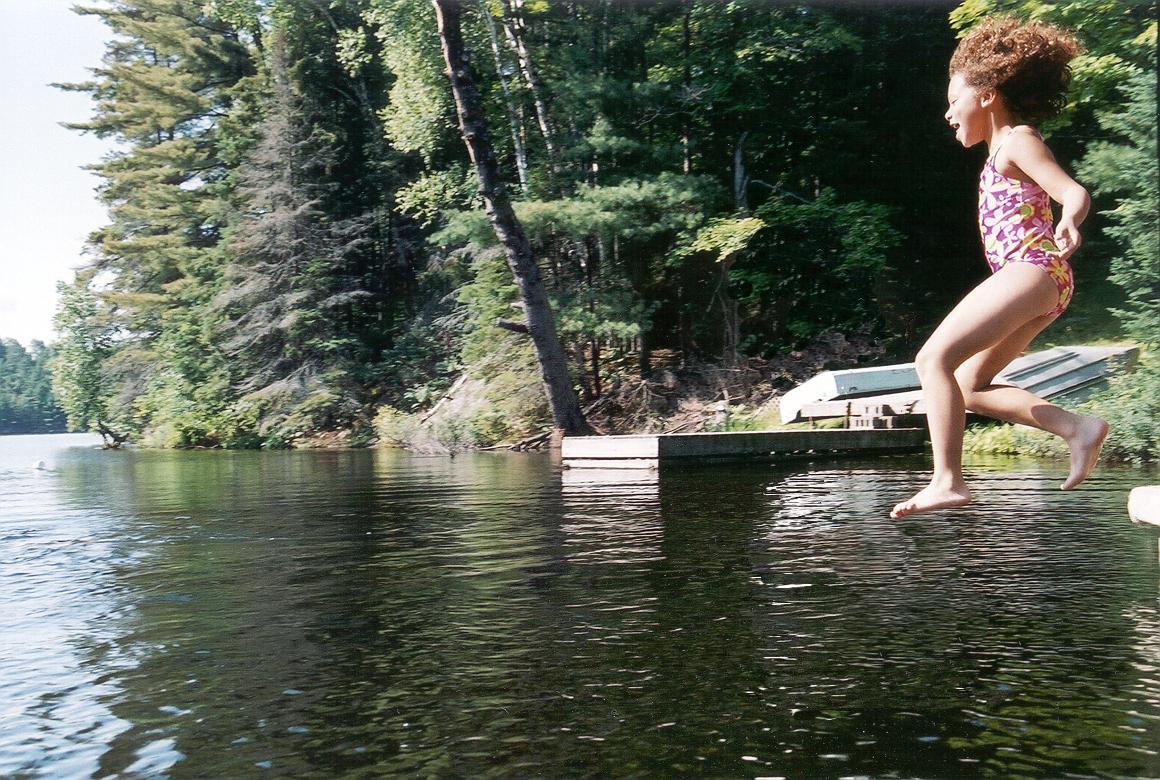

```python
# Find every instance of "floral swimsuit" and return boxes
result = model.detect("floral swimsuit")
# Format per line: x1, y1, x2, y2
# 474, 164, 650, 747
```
977, 126, 1074, 317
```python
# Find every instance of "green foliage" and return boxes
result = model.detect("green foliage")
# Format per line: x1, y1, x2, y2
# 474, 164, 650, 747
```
553, 284, 649, 345
437, 172, 722, 381
1084, 360, 1160, 463
60, 0, 417, 448
214, 36, 367, 415
365, 0, 453, 165
373, 321, 461, 412
266, 383, 365, 446
372, 405, 414, 447
49, 280, 117, 434
465, 346, 549, 445
59, 0, 257, 443
735, 191, 900, 348
678, 217, 767, 263
136, 364, 256, 448
57, 0, 1148, 450
1077, 65, 1159, 347
201, 0, 264, 39
395, 165, 478, 228
433, 173, 718, 248
0, 340, 67, 435
375, 405, 483, 453
374, 346, 547, 452
963, 419, 1063, 457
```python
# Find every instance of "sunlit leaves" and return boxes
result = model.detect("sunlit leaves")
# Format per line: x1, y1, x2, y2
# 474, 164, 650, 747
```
366, 0, 453, 165
675, 217, 766, 263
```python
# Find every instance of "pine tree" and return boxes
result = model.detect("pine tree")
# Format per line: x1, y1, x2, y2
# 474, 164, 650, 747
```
1079, 67, 1159, 347
433, 0, 592, 437
63, 1, 253, 311
57, 1, 256, 443
213, 31, 373, 443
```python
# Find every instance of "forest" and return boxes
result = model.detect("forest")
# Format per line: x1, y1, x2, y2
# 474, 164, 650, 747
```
49, 0, 1157, 455
0, 340, 67, 435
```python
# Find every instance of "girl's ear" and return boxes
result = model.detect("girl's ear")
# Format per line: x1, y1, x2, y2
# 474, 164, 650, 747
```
979, 88, 998, 108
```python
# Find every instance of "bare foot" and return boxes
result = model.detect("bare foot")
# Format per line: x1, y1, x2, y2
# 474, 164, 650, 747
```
1061, 416, 1109, 491
890, 483, 972, 520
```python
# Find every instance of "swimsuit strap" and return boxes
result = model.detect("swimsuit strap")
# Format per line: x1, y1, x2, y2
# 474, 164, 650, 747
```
987, 125, 1039, 165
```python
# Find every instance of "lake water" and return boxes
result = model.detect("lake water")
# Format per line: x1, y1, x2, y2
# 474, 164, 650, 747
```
1, 433, 1158, 778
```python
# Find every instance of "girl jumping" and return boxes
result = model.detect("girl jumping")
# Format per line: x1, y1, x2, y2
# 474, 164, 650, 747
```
891, 17, 1109, 519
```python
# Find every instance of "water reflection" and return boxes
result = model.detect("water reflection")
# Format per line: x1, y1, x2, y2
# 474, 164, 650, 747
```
0, 438, 1156, 777
744, 460, 1160, 776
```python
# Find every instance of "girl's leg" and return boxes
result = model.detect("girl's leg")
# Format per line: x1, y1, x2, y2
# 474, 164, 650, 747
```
955, 315, 1109, 490
890, 264, 1060, 519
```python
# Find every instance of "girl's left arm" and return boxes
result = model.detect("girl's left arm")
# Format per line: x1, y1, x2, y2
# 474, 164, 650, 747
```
1007, 134, 1091, 260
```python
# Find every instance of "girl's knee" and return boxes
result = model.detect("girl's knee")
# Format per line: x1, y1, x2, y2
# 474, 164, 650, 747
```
915, 346, 953, 379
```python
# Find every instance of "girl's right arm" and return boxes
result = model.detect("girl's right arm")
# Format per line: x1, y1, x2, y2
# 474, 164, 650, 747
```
1003, 132, 1091, 260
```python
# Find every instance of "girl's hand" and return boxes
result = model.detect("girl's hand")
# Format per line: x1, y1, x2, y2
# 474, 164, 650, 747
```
1054, 220, 1082, 260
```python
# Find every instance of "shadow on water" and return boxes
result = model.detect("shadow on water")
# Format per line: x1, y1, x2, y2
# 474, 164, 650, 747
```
1, 439, 1158, 777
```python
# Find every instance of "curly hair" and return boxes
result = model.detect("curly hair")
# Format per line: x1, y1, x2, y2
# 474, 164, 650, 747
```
949, 17, 1084, 123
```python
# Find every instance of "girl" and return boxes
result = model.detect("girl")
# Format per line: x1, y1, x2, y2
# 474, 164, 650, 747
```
891, 17, 1109, 519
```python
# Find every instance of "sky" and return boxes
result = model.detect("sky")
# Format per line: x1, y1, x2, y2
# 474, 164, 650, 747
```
0, 1, 115, 348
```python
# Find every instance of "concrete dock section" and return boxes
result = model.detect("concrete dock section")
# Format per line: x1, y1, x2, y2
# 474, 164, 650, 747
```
562, 428, 926, 469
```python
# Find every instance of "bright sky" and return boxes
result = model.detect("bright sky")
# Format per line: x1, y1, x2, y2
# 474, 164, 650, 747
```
0, 1, 114, 347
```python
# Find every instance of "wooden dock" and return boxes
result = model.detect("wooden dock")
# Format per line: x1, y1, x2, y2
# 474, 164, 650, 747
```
562, 344, 1135, 470
561, 428, 926, 469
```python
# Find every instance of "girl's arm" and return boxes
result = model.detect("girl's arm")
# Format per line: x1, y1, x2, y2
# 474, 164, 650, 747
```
1001, 132, 1091, 260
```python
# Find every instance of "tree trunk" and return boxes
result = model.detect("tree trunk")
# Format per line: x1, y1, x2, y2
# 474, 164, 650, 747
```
681, 2, 692, 175
432, 0, 592, 437
480, 1, 529, 191
716, 255, 741, 368
734, 130, 750, 212
638, 328, 651, 378
499, 0, 560, 176
96, 420, 128, 449
584, 234, 601, 398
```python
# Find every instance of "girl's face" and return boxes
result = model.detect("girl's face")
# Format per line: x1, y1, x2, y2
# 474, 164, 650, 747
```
945, 73, 992, 148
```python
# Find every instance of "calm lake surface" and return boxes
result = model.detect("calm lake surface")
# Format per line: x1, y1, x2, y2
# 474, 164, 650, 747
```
1, 433, 1158, 778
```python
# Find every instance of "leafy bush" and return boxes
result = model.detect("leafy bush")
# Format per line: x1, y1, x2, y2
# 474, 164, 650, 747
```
374, 343, 549, 453
962, 420, 1062, 458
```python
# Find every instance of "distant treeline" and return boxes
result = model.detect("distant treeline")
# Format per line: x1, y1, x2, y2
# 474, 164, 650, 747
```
0, 340, 67, 435
52, 0, 1156, 447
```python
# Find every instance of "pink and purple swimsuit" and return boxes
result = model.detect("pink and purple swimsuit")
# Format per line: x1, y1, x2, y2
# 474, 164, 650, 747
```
977, 127, 1074, 317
